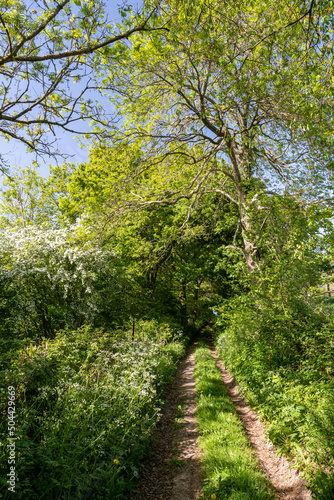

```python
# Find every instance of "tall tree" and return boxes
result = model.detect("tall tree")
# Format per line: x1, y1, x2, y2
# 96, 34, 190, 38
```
101, 0, 334, 273
0, 165, 53, 228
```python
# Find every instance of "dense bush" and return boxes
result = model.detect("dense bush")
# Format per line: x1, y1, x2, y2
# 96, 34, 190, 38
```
0, 323, 187, 499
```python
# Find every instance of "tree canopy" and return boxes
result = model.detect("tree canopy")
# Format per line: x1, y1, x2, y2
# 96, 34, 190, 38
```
1, 2, 334, 497
96, 0, 334, 272
0, 0, 162, 172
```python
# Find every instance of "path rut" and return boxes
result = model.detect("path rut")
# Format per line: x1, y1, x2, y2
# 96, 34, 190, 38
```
208, 338, 312, 500
129, 340, 202, 500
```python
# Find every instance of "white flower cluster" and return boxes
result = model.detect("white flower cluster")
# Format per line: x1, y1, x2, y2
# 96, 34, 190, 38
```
0, 225, 117, 335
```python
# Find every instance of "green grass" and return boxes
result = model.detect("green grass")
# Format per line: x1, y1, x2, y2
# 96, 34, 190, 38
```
172, 399, 186, 429
169, 457, 186, 468
194, 338, 275, 500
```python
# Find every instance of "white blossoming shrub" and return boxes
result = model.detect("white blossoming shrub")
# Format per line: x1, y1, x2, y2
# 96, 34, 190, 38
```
0, 226, 117, 339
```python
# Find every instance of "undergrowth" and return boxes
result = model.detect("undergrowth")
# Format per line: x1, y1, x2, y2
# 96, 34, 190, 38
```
214, 307, 334, 497
0, 322, 188, 499
194, 335, 274, 500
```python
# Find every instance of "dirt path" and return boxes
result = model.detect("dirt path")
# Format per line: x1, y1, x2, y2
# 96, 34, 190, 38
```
130, 331, 313, 500
208, 339, 312, 500
129, 339, 202, 500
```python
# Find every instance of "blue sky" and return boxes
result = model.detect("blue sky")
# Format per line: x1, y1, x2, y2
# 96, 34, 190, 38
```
0, 1, 143, 179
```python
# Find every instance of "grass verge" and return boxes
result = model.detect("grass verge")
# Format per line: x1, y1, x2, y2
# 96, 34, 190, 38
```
194, 337, 275, 500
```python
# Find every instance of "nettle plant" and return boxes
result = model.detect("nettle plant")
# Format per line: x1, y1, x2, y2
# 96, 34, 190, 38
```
0, 225, 117, 339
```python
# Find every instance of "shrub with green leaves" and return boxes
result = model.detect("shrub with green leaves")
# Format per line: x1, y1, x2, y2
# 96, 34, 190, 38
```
214, 304, 334, 491
0, 323, 187, 499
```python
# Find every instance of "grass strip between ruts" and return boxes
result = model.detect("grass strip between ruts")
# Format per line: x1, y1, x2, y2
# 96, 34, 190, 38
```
194, 337, 275, 500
